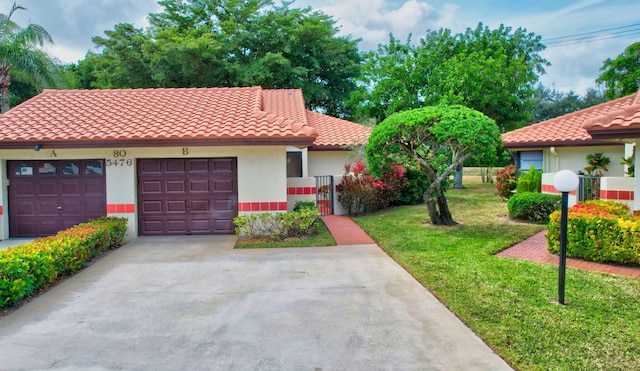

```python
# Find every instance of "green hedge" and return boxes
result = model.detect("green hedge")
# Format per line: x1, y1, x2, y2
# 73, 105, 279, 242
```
507, 192, 561, 223
233, 209, 320, 239
546, 200, 640, 265
0, 217, 128, 308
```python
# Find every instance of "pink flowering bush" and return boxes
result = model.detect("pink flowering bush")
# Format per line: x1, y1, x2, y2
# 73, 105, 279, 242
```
336, 161, 412, 216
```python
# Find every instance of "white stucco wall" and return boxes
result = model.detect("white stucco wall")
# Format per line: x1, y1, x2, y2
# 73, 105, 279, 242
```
542, 145, 625, 176
0, 145, 287, 239
308, 151, 353, 177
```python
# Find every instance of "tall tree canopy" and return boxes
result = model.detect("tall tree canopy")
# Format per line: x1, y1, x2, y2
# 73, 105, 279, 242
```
366, 105, 501, 226
0, 2, 63, 112
597, 41, 640, 100
528, 84, 605, 124
74, 0, 361, 118
350, 23, 548, 133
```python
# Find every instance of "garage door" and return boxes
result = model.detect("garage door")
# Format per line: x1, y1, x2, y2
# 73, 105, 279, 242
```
137, 158, 238, 235
8, 160, 107, 237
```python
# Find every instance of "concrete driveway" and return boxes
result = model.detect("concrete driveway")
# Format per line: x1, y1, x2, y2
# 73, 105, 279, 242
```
0, 236, 511, 370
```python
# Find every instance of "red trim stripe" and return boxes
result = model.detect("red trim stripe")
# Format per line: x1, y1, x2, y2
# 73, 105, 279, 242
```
287, 187, 317, 195
107, 204, 135, 213
238, 202, 288, 212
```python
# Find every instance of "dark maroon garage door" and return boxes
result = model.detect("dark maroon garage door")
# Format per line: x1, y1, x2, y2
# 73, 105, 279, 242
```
137, 158, 238, 235
8, 160, 106, 237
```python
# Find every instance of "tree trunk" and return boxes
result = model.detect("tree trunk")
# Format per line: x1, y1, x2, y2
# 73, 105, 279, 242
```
424, 189, 458, 226
453, 163, 465, 189
0, 70, 11, 113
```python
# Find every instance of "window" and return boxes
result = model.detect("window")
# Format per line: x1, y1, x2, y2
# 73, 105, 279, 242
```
39, 162, 56, 175
286, 152, 302, 177
15, 162, 33, 176
518, 151, 543, 171
62, 162, 80, 175
85, 160, 104, 175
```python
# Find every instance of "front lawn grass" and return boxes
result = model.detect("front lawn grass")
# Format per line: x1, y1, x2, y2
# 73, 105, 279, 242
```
234, 220, 336, 248
354, 184, 640, 370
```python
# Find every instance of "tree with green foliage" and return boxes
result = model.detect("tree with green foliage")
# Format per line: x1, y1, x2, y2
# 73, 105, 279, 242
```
73, 0, 361, 118
350, 23, 548, 132
366, 105, 501, 226
597, 41, 640, 99
0, 2, 63, 112
528, 84, 605, 124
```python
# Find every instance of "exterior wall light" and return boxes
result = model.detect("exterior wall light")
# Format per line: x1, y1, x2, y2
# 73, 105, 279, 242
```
552, 170, 579, 305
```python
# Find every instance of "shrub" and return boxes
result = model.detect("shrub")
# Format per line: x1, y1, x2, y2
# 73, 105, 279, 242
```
293, 201, 318, 212
0, 217, 128, 308
233, 208, 321, 240
337, 161, 383, 216
507, 192, 561, 223
495, 165, 517, 199
515, 165, 542, 193
399, 168, 429, 205
547, 200, 639, 265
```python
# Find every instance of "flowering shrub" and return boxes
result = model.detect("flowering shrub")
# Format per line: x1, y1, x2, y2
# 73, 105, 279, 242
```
495, 165, 517, 199
546, 200, 639, 265
336, 161, 414, 216
0, 217, 127, 308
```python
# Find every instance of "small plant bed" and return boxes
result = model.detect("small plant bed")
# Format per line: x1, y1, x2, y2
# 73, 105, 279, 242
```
0, 217, 128, 311
353, 184, 640, 370
235, 220, 336, 248
233, 205, 336, 248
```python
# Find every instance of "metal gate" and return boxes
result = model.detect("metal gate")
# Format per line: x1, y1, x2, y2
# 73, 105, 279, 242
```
315, 176, 334, 215
578, 176, 600, 202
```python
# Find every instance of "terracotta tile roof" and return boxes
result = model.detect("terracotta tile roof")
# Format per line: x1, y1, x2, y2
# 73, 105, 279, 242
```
263, 89, 308, 125
0, 87, 318, 146
305, 110, 372, 149
502, 91, 640, 148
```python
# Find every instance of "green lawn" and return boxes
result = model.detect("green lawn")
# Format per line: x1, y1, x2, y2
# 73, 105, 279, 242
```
354, 184, 640, 370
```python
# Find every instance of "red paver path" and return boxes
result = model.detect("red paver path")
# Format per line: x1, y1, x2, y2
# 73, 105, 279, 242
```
322, 215, 375, 245
497, 231, 640, 279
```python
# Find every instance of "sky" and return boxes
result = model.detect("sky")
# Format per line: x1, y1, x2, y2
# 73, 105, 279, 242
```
9, 0, 640, 95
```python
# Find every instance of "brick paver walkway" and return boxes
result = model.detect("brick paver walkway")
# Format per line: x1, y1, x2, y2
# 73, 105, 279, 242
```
497, 230, 640, 278
321, 215, 375, 245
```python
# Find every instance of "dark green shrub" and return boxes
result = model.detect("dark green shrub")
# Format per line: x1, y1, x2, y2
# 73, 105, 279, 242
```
507, 192, 561, 223
515, 165, 542, 193
293, 201, 318, 212
399, 168, 429, 205
547, 201, 639, 265
495, 165, 517, 199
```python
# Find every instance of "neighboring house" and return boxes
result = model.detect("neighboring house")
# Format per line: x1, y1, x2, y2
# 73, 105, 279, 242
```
0, 87, 371, 239
502, 90, 639, 210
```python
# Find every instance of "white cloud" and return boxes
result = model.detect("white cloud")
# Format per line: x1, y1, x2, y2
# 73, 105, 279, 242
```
314, 0, 452, 49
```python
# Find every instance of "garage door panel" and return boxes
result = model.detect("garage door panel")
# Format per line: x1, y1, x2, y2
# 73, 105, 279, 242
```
84, 179, 106, 195
60, 180, 81, 196
189, 159, 210, 173
141, 200, 163, 213
166, 160, 186, 173
166, 180, 187, 193
190, 179, 210, 193
167, 200, 187, 213
190, 200, 210, 212
166, 219, 188, 233
141, 180, 162, 193
190, 219, 212, 233
14, 200, 37, 216
8, 160, 106, 238
38, 199, 60, 216
137, 158, 237, 235
139, 160, 162, 174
